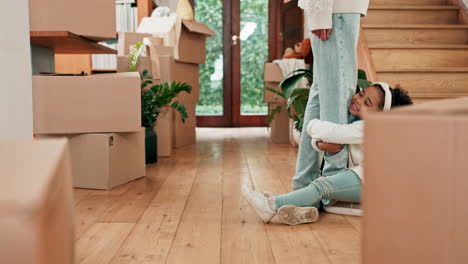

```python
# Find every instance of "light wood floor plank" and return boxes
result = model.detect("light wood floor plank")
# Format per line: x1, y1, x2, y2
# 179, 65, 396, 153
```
73, 183, 132, 240
308, 213, 361, 264
73, 188, 93, 206
345, 216, 363, 233
100, 160, 174, 223
164, 144, 224, 264
109, 148, 199, 264
75, 223, 134, 264
220, 145, 276, 264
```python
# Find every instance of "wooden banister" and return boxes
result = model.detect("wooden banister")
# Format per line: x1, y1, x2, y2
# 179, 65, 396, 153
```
357, 25, 377, 82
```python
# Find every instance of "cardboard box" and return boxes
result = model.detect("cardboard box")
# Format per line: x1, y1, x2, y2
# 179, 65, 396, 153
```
269, 103, 290, 144
264, 62, 286, 103
29, 0, 116, 40
33, 73, 141, 134
0, 139, 73, 264
173, 103, 196, 148
177, 20, 216, 64
117, 55, 152, 75
157, 55, 200, 104
363, 97, 468, 264
117, 32, 153, 56
174, 60, 200, 104
117, 44, 173, 79
158, 55, 175, 83
154, 106, 173, 157
39, 128, 146, 190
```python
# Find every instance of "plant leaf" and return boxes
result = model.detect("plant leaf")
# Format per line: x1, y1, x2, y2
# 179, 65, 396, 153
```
171, 101, 188, 123
265, 87, 286, 99
279, 69, 311, 98
266, 106, 282, 126
357, 79, 373, 90
357, 69, 367, 81
129, 42, 145, 72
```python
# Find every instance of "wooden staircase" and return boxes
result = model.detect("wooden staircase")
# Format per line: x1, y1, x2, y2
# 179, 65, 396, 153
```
362, 0, 468, 103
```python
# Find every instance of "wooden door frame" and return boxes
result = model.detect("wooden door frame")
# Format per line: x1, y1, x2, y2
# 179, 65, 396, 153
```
196, 0, 233, 127
196, 0, 280, 127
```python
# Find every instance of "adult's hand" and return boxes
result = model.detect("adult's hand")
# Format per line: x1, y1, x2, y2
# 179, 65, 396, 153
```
317, 142, 343, 154
312, 29, 332, 41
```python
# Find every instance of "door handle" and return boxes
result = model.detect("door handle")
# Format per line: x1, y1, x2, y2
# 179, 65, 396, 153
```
232, 35, 240, 46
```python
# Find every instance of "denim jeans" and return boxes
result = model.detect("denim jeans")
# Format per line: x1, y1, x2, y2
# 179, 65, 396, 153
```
292, 13, 361, 189
277, 169, 361, 208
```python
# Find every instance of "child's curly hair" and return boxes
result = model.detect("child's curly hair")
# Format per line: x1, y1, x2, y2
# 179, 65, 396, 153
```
373, 84, 413, 109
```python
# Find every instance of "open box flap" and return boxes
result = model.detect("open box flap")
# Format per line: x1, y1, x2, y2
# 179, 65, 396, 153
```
182, 20, 216, 36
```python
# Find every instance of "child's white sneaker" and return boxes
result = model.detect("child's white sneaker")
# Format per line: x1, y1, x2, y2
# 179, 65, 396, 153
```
271, 205, 319, 225
241, 185, 276, 223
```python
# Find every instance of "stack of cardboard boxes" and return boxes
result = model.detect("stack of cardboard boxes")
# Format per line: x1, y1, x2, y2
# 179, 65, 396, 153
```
30, 0, 145, 190
117, 20, 215, 156
33, 73, 145, 190
263, 62, 291, 144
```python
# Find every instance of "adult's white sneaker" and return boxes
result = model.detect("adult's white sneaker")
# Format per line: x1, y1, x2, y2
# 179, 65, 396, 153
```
241, 185, 276, 223
323, 202, 362, 216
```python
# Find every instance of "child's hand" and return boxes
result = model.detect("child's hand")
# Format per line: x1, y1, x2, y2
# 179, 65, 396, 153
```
317, 142, 343, 154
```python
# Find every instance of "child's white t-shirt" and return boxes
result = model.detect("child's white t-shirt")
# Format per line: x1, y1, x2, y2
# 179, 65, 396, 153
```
307, 119, 364, 180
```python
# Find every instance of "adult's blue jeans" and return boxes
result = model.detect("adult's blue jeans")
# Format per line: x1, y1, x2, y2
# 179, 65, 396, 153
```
292, 13, 361, 190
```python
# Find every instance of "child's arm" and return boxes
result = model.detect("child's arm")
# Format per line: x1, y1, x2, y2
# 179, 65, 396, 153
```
307, 119, 364, 144
317, 141, 343, 154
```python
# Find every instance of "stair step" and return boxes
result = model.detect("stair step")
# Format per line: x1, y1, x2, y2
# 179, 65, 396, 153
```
412, 97, 461, 104
364, 25, 468, 45
376, 68, 468, 100
369, 5, 459, 10
370, 45, 468, 69
364, 6, 459, 24
378, 68, 468, 73
363, 25, 468, 29
369, 44, 468, 49
371, 0, 450, 6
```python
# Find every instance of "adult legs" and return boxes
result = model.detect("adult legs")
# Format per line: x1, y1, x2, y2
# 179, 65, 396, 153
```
292, 13, 361, 189
314, 13, 361, 177
291, 60, 321, 189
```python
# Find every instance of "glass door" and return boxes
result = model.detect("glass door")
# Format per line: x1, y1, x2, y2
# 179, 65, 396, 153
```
239, 0, 269, 124
195, 0, 271, 127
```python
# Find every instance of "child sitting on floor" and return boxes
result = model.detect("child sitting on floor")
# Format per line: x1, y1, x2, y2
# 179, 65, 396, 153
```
242, 82, 413, 225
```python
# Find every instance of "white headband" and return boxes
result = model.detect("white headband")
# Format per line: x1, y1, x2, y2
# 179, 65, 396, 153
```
372, 82, 392, 111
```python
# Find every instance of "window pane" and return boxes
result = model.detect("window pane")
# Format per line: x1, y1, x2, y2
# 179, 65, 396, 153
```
195, 0, 224, 115
240, 0, 268, 115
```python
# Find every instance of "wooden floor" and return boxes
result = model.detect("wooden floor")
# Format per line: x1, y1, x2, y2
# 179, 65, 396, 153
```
73, 128, 362, 264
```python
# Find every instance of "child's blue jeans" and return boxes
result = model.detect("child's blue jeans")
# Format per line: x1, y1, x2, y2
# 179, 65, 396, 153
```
277, 169, 361, 209
292, 13, 361, 190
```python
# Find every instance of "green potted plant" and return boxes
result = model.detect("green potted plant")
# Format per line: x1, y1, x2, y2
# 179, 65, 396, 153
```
140, 70, 192, 163
266, 69, 372, 145
129, 42, 192, 163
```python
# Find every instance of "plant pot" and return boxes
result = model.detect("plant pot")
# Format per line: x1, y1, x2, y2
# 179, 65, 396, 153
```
145, 126, 158, 164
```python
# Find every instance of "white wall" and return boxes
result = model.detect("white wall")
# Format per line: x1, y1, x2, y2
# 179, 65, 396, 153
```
463, 0, 468, 7
0, 1, 33, 140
